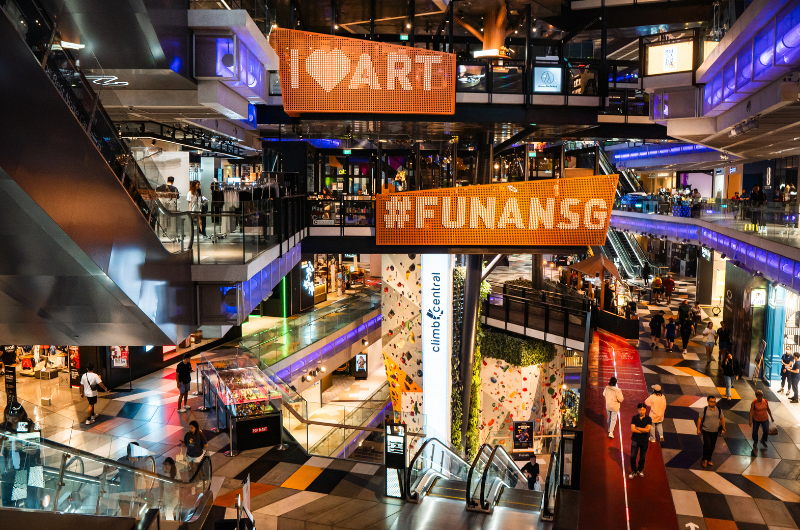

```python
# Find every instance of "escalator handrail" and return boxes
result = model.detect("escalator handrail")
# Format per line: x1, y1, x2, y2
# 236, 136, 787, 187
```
405, 437, 469, 501
465, 443, 492, 508
0, 429, 212, 488
478, 445, 528, 511
607, 231, 637, 278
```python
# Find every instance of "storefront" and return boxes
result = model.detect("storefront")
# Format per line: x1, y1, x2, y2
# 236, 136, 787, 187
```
723, 261, 769, 377
763, 286, 800, 384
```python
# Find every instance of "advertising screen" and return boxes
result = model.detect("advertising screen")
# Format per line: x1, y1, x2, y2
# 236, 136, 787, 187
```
354, 353, 368, 380
646, 41, 694, 75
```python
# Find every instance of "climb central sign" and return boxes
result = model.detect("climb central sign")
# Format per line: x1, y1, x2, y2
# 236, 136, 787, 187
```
269, 29, 455, 115
376, 174, 619, 247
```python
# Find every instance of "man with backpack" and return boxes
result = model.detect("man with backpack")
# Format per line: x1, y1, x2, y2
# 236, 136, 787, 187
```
697, 395, 725, 467
652, 275, 663, 303
80, 362, 108, 425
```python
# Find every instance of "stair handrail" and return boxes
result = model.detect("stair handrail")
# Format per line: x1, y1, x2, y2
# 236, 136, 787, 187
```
478, 445, 529, 511
406, 437, 470, 501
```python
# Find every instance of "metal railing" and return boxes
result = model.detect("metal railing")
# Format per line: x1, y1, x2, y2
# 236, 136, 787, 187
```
481, 281, 592, 344
3, 0, 195, 256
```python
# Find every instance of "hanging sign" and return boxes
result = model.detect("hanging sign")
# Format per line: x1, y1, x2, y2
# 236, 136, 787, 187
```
269, 29, 455, 115
376, 174, 619, 246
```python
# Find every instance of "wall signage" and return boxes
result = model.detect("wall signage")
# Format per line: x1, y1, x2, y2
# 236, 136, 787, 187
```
513, 421, 534, 451
354, 353, 368, 380
269, 29, 455, 115
646, 41, 693, 75
300, 261, 316, 310
701, 247, 712, 261
376, 175, 618, 247
422, 254, 453, 441
110, 346, 129, 368
751, 288, 767, 307
533, 67, 562, 93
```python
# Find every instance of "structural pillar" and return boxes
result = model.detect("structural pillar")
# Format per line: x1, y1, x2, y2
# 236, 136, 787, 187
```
476, 130, 494, 185
459, 254, 483, 450
532, 254, 544, 290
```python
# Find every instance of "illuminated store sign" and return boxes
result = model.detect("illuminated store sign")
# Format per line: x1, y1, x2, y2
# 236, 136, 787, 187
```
533, 67, 562, 93
376, 175, 618, 246
302, 262, 314, 296
422, 254, 453, 441
646, 41, 694, 75
269, 29, 455, 115
751, 288, 767, 307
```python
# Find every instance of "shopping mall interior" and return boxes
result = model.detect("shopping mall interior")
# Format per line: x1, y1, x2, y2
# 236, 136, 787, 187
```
5, 0, 800, 529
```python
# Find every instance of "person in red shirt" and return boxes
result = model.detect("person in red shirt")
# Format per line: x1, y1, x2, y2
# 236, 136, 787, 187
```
663, 275, 676, 303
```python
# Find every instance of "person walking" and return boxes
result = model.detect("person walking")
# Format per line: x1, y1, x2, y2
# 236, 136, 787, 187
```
697, 395, 725, 467
603, 377, 624, 439
679, 317, 693, 355
749, 390, 774, 456
790, 352, 800, 403
629, 403, 652, 478
677, 300, 691, 325
645, 384, 667, 443
665, 317, 677, 352
79, 362, 108, 425
649, 310, 665, 350
182, 420, 208, 473
779, 347, 795, 394
717, 321, 731, 359
652, 275, 663, 304
702, 322, 717, 364
663, 275, 675, 304
641, 262, 651, 287
691, 302, 702, 334
175, 353, 194, 413
721, 352, 740, 400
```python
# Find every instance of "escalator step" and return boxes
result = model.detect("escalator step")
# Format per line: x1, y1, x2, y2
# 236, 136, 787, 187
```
496, 489, 543, 512
427, 478, 467, 500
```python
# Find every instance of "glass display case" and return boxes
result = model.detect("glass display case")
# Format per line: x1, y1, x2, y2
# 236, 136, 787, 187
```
199, 353, 282, 451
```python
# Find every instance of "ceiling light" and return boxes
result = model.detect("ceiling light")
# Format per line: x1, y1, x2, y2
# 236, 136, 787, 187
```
334, 24, 338, 29
406, 22, 412, 28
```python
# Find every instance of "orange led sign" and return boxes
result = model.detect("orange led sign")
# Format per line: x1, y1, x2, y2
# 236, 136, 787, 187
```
376, 175, 619, 247
269, 29, 455, 115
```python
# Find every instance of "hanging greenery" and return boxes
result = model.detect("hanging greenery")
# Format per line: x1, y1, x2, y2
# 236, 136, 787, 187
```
561, 389, 579, 428
480, 330, 557, 367
450, 267, 491, 459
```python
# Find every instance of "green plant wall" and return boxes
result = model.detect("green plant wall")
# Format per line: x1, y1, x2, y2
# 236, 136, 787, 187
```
450, 267, 491, 459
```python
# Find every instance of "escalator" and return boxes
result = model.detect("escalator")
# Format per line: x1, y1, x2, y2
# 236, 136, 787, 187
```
598, 148, 643, 195
615, 230, 642, 269
0, 1, 196, 344
601, 238, 629, 280
0, 427, 214, 528
606, 231, 638, 279
399, 438, 546, 529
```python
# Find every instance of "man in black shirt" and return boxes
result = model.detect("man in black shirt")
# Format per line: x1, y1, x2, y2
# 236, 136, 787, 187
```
629, 403, 652, 479
176, 353, 193, 412
649, 311, 665, 350
521, 456, 540, 490
156, 176, 180, 198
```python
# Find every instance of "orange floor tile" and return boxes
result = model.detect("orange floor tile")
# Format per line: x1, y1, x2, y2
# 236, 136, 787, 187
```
281, 465, 325, 490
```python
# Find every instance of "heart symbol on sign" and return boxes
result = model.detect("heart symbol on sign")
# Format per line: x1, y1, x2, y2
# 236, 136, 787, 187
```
305, 49, 351, 93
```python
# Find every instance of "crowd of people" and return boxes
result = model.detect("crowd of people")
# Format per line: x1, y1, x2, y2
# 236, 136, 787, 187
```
604, 292, 800, 477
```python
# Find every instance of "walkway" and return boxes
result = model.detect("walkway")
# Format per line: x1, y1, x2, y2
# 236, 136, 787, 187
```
579, 330, 678, 530
637, 279, 800, 529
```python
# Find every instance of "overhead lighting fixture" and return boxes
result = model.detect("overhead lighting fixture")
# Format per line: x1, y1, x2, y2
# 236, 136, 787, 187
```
60, 40, 85, 49
406, 22, 412, 28
728, 117, 758, 138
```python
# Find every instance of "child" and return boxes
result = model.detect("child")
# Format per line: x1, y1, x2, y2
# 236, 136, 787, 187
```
665, 317, 677, 352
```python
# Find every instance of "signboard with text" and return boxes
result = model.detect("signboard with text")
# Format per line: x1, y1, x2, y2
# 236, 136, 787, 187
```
269, 29, 455, 115
533, 67, 562, 93
513, 421, 534, 451
376, 175, 618, 247
646, 41, 694, 75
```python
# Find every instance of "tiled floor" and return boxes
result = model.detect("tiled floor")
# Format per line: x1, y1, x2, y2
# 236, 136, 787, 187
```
637, 277, 800, 529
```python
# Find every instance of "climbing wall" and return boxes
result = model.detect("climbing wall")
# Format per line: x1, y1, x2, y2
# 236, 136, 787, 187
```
480, 357, 542, 447
381, 254, 424, 434
540, 348, 566, 433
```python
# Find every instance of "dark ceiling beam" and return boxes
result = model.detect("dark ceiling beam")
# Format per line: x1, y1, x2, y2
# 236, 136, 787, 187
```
545, 0, 711, 33
493, 126, 539, 154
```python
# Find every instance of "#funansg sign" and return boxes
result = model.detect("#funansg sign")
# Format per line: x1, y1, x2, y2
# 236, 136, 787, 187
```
269, 29, 455, 115
376, 175, 619, 247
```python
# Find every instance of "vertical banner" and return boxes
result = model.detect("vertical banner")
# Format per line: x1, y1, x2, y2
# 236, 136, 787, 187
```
422, 254, 454, 442
111, 346, 129, 368
68, 346, 81, 388
3, 345, 16, 405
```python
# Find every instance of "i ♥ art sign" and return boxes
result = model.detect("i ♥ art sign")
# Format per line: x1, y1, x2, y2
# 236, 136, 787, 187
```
269, 29, 455, 116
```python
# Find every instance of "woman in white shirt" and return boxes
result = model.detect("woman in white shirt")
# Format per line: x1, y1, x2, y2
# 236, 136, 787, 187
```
702, 322, 717, 362
187, 181, 207, 238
